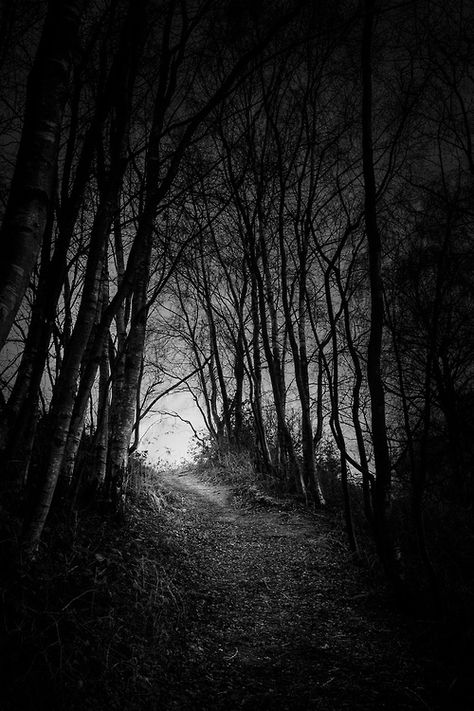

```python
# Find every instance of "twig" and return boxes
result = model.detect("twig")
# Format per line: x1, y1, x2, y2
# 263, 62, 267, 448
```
61, 588, 96, 612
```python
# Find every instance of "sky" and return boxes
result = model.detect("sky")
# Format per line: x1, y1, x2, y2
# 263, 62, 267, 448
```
137, 390, 206, 465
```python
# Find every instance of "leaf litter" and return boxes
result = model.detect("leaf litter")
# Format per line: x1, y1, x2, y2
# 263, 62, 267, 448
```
155, 468, 460, 711
1, 466, 469, 710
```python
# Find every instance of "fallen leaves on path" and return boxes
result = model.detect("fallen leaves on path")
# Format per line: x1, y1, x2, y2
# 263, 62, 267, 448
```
156, 468, 444, 711
2, 467, 463, 710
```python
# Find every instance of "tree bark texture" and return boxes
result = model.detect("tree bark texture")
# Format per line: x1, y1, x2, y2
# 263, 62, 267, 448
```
106, 237, 151, 509
0, 0, 87, 351
21, 0, 144, 550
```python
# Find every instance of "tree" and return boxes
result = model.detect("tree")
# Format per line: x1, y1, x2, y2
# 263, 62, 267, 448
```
2, 1, 141, 489
361, 0, 402, 591
0, 0, 87, 350
0, 0, 309, 553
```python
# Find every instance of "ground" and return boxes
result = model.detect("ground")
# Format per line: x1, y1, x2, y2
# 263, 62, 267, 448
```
152, 468, 460, 710
1, 465, 471, 710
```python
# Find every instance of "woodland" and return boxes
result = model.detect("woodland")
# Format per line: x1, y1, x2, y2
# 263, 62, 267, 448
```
0, 0, 473, 707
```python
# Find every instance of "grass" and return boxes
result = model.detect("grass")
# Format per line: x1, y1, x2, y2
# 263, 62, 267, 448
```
193, 448, 300, 511
0, 468, 190, 710
2, 455, 473, 709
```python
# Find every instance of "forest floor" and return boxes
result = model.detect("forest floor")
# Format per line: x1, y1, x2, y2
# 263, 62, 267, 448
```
1, 465, 472, 710
151, 467, 467, 711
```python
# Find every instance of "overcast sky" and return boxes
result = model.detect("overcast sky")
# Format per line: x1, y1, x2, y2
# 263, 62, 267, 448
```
138, 390, 205, 465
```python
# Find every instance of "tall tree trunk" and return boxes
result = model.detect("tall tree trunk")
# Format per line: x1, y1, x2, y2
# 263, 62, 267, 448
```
71, 314, 110, 508
232, 325, 245, 446
1, 202, 56, 493
249, 271, 272, 472
340, 450, 358, 552
255, 226, 296, 485
199, 254, 233, 444
334, 265, 374, 525
22, 203, 112, 552
106, 237, 151, 510
279, 216, 324, 503
0, 0, 86, 351
361, 0, 401, 593
297, 284, 325, 505
94, 342, 111, 491
61, 260, 110, 491
3, 3, 143, 480
21, 0, 148, 552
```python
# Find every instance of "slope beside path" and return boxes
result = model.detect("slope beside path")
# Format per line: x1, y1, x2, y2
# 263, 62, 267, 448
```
156, 467, 444, 711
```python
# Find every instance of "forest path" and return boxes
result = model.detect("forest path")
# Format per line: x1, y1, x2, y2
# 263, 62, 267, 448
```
157, 467, 437, 711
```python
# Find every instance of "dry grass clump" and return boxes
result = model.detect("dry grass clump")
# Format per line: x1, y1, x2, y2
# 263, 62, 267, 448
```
0, 470, 191, 711
194, 447, 301, 512
195, 448, 268, 500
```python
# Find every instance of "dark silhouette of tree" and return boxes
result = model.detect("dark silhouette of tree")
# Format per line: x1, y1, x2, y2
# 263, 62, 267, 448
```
0, 0, 87, 350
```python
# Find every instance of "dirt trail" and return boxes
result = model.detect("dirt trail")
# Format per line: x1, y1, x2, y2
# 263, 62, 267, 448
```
157, 468, 443, 711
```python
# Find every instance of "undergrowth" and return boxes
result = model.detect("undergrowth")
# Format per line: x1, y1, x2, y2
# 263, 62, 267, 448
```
0, 467, 191, 711
193, 448, 296, 511
3, 453, 473, 709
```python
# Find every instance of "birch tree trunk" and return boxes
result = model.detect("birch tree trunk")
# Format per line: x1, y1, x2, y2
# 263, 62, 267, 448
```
1, 206, 55, 492
22, 197, 116, 551
21, 0, 144, 550
61, 259, 110, 491
4, 13, 138, 461
0, 0, 86, 351
106, 237, 151, 510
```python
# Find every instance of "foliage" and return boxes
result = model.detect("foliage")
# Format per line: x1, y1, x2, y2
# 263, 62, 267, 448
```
0, 475, 188, 710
